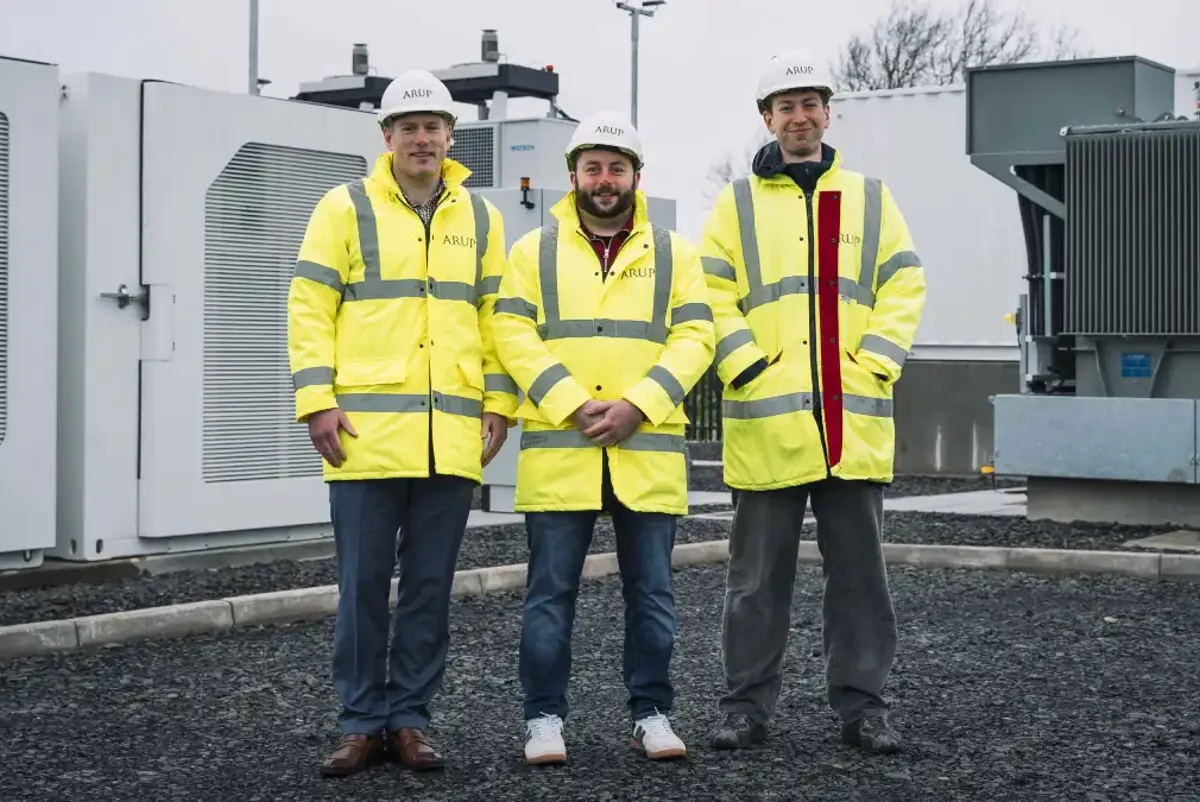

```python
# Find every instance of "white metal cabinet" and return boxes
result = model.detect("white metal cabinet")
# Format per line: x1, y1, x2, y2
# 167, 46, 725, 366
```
0, 57, 59, 570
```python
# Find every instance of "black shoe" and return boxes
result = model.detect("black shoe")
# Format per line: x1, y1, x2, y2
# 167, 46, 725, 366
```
841, 711, 901, 754
709, 712, 768, 750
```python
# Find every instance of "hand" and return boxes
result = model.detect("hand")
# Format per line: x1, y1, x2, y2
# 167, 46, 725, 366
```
307, 407, 357, 467
571, 399, 611, 433
481, 412, 508, 467
581, 400, 644, 447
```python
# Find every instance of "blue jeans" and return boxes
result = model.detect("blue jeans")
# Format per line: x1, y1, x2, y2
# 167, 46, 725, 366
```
518, 461, 678, 721
328, 475, 473, 736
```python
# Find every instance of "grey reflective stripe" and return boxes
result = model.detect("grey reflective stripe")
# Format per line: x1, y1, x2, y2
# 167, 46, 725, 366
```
858, 177, 883, 304
538, 222, 562, 327
877, 250, 922, 286
738, 275, 868, 315
433, 391, 483, 418
715, 329, 755, 366
344, 279, 425, 301
337, 393, 428, 413
702, 256, 736, 283
335, 392, 481, 417
528, 362, 570, 407
858, 334, 908, 367
732, 178, 762, 302
293, 366, 333, 389
495, 297, 538, 320
293, 260, 344, 293
520, 429, 686, 453
428, 279, 476, 302
672, 302, 713, 324
538, 319, 667, 342
647, 365, 686, 407
485, 373, 519, 395
723, 392, 892, 420
479, 275, 502, 296
469, 192, 490, 304
347, 180, 382, 283
537, 221, 674, 344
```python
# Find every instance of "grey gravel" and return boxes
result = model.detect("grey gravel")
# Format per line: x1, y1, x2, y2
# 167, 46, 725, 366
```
2, 564, 1198, 801
688, 463, 1025, 496
879, 511, 1185, 553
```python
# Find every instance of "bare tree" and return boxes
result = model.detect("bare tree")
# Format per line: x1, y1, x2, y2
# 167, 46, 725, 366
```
702, 127, 773, 209
833, 0, 1088, 92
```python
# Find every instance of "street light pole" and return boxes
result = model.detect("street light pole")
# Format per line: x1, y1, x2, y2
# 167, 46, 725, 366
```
615, 0, 665, 128
248, 0, 260, 95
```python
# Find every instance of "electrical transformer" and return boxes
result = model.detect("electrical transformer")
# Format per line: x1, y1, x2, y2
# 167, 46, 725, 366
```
967, 56, 1200, 525
0, 56, 59, 571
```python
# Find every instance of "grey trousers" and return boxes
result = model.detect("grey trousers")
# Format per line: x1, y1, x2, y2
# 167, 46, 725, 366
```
720, 477, 896, 725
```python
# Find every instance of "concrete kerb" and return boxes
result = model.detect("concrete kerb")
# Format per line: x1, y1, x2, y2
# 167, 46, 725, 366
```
2, 539, 1199, 660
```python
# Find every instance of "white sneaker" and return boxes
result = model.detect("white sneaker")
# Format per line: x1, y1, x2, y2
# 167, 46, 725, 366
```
524, 713, 567, 765
632, 711, 687, 759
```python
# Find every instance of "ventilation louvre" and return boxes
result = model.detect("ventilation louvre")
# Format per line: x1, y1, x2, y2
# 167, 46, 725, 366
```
1064, 123, 1200, 336
202, 142, 367, 483
448, 126, 496, 188
0, 112, 9, 448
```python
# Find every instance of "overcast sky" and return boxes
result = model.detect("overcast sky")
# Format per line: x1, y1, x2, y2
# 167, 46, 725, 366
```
3, 0, 1197, 239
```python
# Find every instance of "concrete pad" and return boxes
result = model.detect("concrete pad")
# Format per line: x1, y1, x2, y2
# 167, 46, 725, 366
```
1005, 548, 1161, 578
0, 619, 80, 658
225, 585, 339, 627
467, 510, 523, 527
884, 489, 1028, 517
1123, 530, 1200, 552
688, 490, 734, 506
75, 600, 235, 648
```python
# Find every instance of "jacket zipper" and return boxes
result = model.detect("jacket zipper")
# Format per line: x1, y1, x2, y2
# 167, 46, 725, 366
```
803, 189, 832, 476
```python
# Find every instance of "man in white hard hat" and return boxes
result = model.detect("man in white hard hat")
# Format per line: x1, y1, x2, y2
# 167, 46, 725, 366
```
701, 50, 926, 755
492, 111, 715, 765
287, 68, 516, 776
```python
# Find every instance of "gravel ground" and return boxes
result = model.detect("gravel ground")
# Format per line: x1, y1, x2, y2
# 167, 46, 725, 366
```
688, 464, 1025, 496
5, 497, 1193, 628
2, 564, 1197, 801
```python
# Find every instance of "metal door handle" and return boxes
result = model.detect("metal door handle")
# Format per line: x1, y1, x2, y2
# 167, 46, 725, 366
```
100, 283, 147, 310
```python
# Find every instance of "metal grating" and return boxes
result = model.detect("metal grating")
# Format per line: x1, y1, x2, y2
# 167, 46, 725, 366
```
1064, 122, 1200, 336
448, 125, 495, 188
202, 142, 367, 483
0, 112, 8, 449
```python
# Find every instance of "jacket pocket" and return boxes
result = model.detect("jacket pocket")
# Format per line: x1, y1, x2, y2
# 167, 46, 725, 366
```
458, 359, 486, 393
335, 359, 407, 388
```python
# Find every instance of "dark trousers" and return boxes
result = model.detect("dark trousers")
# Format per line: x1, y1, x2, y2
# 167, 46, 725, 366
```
720, 478, 896, 725
328, 475, 474, 736
518, 462, 678, 722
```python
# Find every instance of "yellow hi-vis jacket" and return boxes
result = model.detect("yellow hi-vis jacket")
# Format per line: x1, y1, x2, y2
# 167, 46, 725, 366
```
493, 191, 716, 515
700, 143, 926, 490
286, 153, 517, 483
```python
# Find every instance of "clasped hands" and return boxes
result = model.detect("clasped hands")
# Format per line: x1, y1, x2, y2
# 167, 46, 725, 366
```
572, 399, 644, 448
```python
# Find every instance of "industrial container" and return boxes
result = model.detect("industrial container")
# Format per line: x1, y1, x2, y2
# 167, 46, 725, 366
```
0, 56, 59, 571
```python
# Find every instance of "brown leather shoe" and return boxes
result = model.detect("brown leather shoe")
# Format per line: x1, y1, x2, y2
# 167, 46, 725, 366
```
389, 728, 446, 770
318, 733, 386, 777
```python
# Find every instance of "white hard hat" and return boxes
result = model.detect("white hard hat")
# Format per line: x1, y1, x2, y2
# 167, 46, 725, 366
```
377, 69, 457, 127
565, 111, 644, 170
756, 50, 835, 112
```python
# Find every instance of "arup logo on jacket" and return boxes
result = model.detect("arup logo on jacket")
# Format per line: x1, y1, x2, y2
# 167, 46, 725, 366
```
403, 88, 433, 99
442, 234, 476, 249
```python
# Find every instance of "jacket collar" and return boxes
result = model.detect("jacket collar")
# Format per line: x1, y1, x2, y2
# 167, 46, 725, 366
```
366, 152, 472, 196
